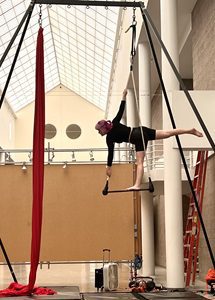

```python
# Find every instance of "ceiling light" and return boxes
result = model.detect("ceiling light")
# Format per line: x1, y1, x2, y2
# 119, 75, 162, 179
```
22, 162, 27, 170
89, 150, 94, 161
72, 151, 76, 162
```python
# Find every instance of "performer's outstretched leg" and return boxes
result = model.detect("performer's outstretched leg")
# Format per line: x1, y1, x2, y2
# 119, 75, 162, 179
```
155, 128, 203, 139
127, 128, 203, 190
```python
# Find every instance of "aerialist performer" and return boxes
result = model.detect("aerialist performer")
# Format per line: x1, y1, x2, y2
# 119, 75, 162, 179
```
95, 89, 203, 190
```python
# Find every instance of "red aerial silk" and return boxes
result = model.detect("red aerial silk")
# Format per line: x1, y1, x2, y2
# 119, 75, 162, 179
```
28, 25, 45, 292
0, 27, 55, 297
0, 283, 55, 297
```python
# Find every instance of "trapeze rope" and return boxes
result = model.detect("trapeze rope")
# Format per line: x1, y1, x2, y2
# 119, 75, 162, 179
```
126, 7, 153, 187
130, 69, 151, 177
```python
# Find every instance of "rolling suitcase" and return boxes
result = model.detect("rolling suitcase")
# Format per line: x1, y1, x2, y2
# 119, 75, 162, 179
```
95, 268, 103, 290
103, 248, 118, 291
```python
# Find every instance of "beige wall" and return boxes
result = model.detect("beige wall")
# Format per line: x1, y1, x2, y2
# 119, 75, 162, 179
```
0, 164, 134, 262
15, 85, 107, 162
0, 86, 137, 263
15, 84, 105, 149
0, 101, 16, 149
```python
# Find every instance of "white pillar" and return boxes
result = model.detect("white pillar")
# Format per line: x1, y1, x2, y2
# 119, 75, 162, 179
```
125, 89, 138, 183
138, 42, 155, 276
161, 0, 185, 288
122, 88, 135, 162
120, 117, 127, 162
139, 42, 151, 127
140, 191, 154, 276
126, 89, 138, 127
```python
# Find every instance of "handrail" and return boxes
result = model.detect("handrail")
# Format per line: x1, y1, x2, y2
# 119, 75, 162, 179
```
0, 141, 196, 170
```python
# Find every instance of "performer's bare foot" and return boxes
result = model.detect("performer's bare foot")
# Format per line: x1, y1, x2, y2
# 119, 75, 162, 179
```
127, 185, 141, 191
190, 128, 203, 137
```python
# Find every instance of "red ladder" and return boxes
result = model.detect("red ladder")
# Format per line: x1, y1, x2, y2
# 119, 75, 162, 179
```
184, 150, 208, 287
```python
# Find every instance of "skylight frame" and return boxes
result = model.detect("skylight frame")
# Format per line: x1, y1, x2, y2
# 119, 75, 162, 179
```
0, 0, 120, 112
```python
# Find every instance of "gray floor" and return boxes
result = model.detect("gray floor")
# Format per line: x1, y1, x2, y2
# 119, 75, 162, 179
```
0, 263, 214, 299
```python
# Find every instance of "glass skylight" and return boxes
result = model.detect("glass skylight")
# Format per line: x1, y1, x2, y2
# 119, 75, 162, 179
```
0, 0, 120, 113
0, 1, 58, 112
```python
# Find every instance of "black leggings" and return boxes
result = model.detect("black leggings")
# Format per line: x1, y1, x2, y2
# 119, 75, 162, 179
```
130, 127, 156, 151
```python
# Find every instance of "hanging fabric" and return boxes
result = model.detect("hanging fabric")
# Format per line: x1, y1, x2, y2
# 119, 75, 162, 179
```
28, 25, 45, 292
0, 26, 55, 298
0, 283, 55, 297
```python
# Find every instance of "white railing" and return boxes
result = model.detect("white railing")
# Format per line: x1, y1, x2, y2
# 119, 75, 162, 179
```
0, 146, 133, 166
146, 140, 196, 170
0, 141, 196, 170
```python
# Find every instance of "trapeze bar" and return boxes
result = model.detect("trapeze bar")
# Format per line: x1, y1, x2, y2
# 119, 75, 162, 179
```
34, 0, 143, 7
109, 188, 150, 193
103, 188, 150, 195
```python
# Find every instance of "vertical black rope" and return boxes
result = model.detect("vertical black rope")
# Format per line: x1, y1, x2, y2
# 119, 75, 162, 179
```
0, 238, 17, 283
0, 1, 35, 109
141, 5, 215, 153
0, 2, 35, 68
140, 6, 215, 269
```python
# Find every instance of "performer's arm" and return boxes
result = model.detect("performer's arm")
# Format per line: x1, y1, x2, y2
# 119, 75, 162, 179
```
112, 89, 127, 123
106, 141, 114, 177
107, 141, 114, 166
106, 90, 127, 177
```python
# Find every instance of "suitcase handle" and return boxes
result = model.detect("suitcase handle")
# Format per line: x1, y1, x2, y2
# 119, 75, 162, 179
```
102, 248, 111, 264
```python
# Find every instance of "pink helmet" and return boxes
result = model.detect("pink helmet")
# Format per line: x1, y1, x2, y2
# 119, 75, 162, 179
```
95, 120, 113, 135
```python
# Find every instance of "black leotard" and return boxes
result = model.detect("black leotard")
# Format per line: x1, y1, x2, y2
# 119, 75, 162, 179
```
106, 100, 156, 166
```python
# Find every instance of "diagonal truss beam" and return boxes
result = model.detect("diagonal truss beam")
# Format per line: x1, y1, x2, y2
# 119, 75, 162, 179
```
0, 2, 35, 68
0, 2, 35, 109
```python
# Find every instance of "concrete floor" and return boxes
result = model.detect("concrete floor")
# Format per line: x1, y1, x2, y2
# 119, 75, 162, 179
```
0, 263, 214, 299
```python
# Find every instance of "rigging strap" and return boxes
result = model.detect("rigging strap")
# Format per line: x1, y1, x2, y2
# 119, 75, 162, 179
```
125, 7, 137, 68
125, 7, 153, 191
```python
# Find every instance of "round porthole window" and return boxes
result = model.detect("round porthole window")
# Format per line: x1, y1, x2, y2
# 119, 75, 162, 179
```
66, 124, 81, 139
45, 124, 57, 139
